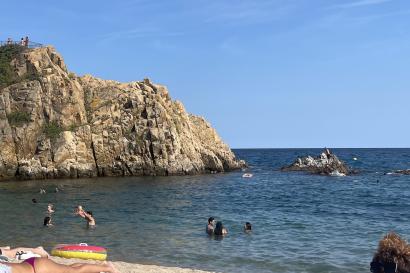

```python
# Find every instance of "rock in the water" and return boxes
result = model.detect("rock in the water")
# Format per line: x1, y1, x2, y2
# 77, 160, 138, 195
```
392, 170, 410, 175
0, 45, 245, 180
281, 149, 350, 175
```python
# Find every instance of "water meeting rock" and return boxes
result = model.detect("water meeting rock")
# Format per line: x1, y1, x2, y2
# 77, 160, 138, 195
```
281, 149, 350, 176
0, 45, 244, 180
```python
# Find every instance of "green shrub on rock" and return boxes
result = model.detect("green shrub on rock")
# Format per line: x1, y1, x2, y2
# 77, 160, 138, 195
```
43, 121, 63, 139
0, 45, 25, 88
7, 111, 31, 126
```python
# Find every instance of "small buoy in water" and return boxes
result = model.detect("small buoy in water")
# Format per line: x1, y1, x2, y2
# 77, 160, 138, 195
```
242, 173, 253, 178
353, 157, 358, 161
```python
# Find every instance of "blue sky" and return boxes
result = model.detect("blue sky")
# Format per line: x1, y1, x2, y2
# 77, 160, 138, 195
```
1, 0, 409, 148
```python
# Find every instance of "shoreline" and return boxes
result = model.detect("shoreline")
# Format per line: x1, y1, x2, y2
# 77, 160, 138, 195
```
49, 257, 218, 273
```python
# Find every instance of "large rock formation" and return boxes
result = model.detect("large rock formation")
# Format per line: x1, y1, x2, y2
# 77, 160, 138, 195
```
0, 45, 244, 180
281, 149, 350, 176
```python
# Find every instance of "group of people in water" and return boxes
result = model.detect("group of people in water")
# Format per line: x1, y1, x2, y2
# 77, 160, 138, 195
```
206, 217, 252, 236
32, 188, 96, 228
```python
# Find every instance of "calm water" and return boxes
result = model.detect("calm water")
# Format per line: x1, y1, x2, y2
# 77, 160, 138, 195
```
1, 149, 410, 273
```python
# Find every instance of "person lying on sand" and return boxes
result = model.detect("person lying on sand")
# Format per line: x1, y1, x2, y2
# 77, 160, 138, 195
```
0, 246, 49, 259
0, 257, 119, 273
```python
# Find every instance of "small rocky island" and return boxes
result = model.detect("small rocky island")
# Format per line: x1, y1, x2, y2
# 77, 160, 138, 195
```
392, 170, 410, 175
0, 44, 245, 181
281, 149, 350, 176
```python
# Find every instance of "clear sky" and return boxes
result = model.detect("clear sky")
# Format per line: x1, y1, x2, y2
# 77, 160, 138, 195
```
1, 0, 409, 148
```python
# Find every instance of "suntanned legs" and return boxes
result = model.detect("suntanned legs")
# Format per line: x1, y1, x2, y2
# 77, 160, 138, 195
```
34, 258, 120, 273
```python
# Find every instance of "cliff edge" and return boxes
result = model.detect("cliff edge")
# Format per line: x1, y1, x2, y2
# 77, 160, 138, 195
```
0, 45, 244, 180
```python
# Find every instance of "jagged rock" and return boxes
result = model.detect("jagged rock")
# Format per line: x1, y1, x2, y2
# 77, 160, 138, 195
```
392, 170, 410, 175
281, 149, 350, 176
0, 45, 245, 180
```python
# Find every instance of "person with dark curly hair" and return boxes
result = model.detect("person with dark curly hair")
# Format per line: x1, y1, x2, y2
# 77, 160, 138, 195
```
370, 232, 410, 273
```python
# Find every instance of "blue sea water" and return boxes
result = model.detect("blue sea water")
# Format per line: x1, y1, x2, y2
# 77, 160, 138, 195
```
1, 148, 410, 273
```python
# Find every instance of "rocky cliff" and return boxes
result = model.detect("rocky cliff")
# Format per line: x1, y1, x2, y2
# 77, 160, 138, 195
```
0, 45, 244, 180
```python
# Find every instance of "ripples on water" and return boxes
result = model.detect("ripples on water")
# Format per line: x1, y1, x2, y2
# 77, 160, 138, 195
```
1, 149, 410, 273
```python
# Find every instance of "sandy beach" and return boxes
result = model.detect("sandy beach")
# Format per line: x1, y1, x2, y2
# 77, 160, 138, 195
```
49, 257, 217, 273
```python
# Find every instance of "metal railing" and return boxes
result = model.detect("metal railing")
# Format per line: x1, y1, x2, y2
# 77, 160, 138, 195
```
0, 40, 44, 49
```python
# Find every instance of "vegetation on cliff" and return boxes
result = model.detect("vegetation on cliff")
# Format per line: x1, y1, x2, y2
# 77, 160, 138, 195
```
0, 45, 25, 88
0, 45, 244, 181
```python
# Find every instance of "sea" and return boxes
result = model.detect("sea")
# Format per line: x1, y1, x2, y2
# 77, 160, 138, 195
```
1, 148, 410, 273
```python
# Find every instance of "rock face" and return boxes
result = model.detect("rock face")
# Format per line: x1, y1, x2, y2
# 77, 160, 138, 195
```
0, 45, 244, 180
281, 149, 350, 176
392, 170, 410, 175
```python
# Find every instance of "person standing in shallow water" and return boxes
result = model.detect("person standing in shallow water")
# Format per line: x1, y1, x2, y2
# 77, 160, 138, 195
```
214, 221, 228, 236
46, 204, 54, 214
206, 217, 215, 234
84, 211, 96, 227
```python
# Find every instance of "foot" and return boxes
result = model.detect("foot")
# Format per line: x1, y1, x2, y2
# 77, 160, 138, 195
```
35, 247, 50, 258
107, 262, 120, 273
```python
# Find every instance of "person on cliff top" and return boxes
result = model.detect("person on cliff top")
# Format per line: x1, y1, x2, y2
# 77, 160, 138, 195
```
24, 36, 29, 47
20, 38, 24, 46
206, 217, 215, 234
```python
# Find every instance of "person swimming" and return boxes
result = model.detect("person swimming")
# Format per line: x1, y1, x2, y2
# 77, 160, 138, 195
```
43, 216, 52, 227
84, 211, 96, 227
214, 221, 228, 236
46, 204, 55, 214
206, 217, 215, 234
244, 222, 252, 232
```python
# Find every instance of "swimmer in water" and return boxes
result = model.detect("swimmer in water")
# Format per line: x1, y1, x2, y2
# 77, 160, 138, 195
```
84, 211, 96, 227
43, 216, 53, 227
46, 204, 55, 214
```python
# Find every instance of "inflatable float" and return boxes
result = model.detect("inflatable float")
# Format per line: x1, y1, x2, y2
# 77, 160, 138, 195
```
51, 243, 107, 261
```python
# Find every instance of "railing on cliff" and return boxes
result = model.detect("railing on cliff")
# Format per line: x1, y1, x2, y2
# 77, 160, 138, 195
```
0, 41, 44, 49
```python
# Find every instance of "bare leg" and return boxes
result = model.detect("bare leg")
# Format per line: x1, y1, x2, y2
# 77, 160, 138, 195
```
34, 258, 119, 273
